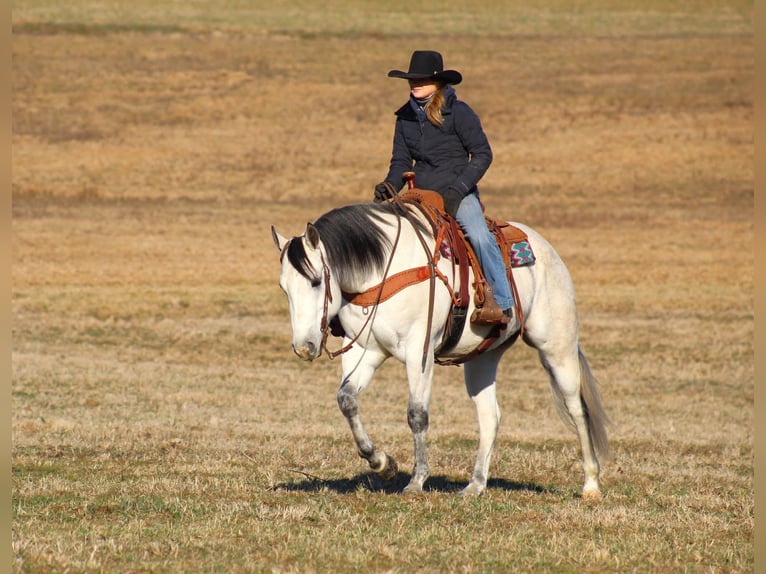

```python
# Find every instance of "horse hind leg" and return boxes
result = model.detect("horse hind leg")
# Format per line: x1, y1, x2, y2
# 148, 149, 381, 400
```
538, 345, 611, 498
461, 352, 503, 496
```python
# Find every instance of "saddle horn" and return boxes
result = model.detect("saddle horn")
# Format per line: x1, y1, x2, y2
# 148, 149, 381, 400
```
403, 171, 416, 190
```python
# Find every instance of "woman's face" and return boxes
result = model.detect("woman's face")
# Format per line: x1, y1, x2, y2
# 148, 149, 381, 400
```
408, 79, 439, 99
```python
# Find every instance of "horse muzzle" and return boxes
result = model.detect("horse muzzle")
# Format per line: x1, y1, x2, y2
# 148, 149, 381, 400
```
292, 340, 320, 361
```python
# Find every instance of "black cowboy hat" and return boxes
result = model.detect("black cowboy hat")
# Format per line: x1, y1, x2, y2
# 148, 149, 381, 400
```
387, 50, 462, 85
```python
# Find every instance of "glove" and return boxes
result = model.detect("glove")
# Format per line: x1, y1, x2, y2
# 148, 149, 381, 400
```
373, 182, 395, 203
442, 186, 464, 217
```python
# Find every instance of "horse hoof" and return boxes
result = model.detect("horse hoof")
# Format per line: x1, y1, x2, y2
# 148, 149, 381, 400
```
403, 483, 423, 495
460, 483, 485, 496
582, 488, 602, 500
377, 455, 398, 481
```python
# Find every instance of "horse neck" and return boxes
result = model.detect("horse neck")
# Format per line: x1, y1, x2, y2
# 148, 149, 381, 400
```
345, 213, 434, 295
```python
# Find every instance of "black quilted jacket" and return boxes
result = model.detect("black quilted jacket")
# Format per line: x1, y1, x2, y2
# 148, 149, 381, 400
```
383, 86, 493, 199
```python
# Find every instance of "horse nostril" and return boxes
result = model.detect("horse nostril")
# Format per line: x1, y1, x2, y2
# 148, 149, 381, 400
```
292, 341, 318, 360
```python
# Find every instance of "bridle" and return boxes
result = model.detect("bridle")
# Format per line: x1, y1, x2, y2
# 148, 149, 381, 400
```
317, 251, 333, 347
278, 240, 336, 359
280, 216, 404, 361
281, 189, 434, 367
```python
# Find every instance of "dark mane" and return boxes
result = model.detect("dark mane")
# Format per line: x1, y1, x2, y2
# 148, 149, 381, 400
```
314, 203, 394, 286
285, 202, 427, 286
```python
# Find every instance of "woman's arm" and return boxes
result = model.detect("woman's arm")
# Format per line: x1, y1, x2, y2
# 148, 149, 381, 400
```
451, 101, 493, 194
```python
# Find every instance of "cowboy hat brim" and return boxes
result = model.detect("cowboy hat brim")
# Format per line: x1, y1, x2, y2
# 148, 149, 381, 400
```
387, 69, 463, 85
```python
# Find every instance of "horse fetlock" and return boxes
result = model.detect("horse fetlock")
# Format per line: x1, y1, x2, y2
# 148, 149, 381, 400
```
582, 477, 601, 499
460, 469, 487, 496
402, 464, 429, 494
356, 438, 376, 461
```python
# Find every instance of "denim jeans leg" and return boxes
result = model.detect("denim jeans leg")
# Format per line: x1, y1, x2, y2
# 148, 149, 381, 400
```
455, 194, 514, 309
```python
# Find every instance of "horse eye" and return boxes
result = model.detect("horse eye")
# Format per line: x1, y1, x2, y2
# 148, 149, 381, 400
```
310, 277, 321, 288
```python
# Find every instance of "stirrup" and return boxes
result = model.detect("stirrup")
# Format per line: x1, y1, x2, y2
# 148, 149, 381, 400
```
470, 289, 508, 325
503, 306, 519, 331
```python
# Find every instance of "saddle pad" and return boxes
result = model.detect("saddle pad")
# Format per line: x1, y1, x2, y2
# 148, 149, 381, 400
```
511, 240, 535, 267
500, 223, 536, 268
440, 238, 535, 268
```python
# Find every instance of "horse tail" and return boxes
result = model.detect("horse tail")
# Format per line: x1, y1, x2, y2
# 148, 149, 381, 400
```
577, 347, 611, 461
549, 347, 612, 462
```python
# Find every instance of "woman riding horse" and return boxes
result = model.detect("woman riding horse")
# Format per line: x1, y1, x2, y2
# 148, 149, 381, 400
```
374, 50, 515, 327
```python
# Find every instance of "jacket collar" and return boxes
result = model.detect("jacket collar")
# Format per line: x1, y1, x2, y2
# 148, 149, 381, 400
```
395, 86, 456, 120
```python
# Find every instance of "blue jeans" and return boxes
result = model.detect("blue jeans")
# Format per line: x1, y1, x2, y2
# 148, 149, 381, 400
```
455, 193, 514, 309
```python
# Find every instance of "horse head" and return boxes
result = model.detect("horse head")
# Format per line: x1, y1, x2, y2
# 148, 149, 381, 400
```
272, 222, 339, 361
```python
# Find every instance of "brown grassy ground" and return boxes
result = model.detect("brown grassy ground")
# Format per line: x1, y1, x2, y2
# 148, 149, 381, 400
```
12, 1, 753, 572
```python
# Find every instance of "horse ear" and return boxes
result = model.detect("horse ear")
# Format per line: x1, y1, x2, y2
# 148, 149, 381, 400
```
271, 225, 288, 252
305, 222, 320, 250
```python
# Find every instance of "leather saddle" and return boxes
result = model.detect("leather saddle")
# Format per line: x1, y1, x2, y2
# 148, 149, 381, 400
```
396, 188, 528, 364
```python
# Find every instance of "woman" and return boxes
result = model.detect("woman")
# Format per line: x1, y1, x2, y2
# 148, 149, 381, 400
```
374, 50, 515, 326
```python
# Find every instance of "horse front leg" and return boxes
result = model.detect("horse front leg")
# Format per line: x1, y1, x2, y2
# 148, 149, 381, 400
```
336, 347, 398, 481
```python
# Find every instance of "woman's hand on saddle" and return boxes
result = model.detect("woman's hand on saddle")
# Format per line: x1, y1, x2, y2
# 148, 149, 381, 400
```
374, 182, 395, 203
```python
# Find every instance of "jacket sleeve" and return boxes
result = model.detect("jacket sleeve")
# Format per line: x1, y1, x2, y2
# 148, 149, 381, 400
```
451, 101, 493, 195
384, 120, 413, 191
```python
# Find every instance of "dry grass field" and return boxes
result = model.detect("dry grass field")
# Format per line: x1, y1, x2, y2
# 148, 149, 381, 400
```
12, 1, 753, 572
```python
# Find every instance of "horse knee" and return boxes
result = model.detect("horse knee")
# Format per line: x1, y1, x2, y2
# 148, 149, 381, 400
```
407, 404, 429, 433
337, 387, 358, 418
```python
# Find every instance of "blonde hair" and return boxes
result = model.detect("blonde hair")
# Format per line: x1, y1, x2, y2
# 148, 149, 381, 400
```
424, 84, 447, 127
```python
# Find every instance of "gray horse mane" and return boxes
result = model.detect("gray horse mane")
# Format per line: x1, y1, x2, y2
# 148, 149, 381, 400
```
286, 203, 424, 286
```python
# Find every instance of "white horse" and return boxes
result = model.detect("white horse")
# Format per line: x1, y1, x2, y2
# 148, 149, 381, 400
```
271, 200, 610, 497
